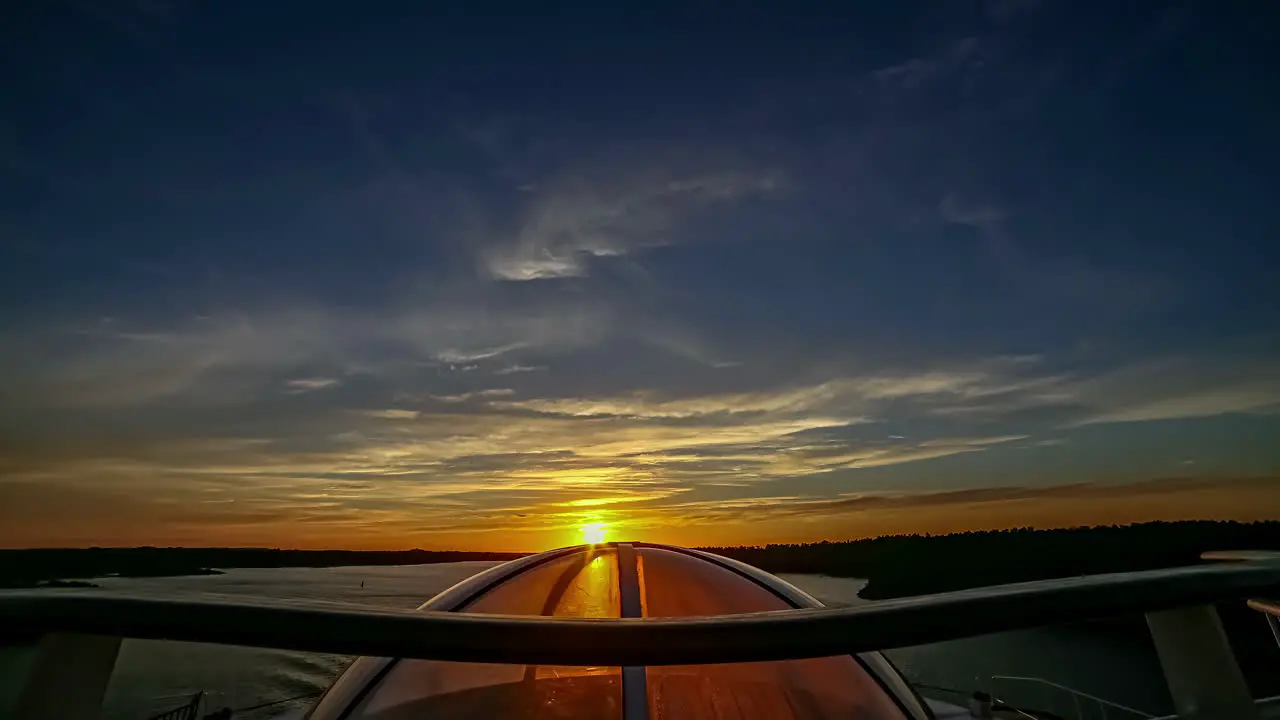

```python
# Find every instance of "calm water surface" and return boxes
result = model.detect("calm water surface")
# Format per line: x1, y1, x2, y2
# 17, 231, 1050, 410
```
17, 564, 1174, 719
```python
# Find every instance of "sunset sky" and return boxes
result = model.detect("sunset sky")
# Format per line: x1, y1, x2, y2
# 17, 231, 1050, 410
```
3, 1, 1279, 551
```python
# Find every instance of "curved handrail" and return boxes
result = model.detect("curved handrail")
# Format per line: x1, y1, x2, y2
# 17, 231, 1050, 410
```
1201, 550, 1280, 563
990, 675, 1157, 718
1247, 598, 1280, 617
2, 562, 1277, 666
1247, 598, 1280, 650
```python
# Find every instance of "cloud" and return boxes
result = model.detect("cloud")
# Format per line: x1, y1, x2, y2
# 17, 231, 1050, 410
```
1076, 386, 1280, 426
910, 352, 1280, 429
764, 435, 1026, 474
494, 387, 855, 420
3, 286, 1277, 549
651, 477, 1280, 531
1069, 358, 1280, 426
359, 409, 421, 420
0, 357, 1043, 545
555, 488, 692, 507
495, 364, 546, 375
434, 344, 526, 364
430, 388, 516, 403
0, 300, 607, 408
286, 377, 340, 393
483, 171, 778, 281
4, 324, 1278, 547
872, 37, 983, 90
492, 367, 1044, 422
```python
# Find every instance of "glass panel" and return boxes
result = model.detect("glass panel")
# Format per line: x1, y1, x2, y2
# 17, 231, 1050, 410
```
345, 548, 622, 719
465, 548, 619, 618
886, 612, 1176, 719
635, 548, 907, 719
636, 548, 792, 616
346, 662, 621, 720
647, 657, 908, 720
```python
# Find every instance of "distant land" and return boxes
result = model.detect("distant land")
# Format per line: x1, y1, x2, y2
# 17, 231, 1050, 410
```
4, 520, 1278, 593
0, 548, 525, 589
706, 519, 1280, 599
707, 519, 1280, 701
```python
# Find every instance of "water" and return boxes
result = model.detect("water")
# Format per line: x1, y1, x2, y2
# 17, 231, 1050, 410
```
18, 565, 1175, 719
780, 574, 1174, 719
89, 564, 496, 719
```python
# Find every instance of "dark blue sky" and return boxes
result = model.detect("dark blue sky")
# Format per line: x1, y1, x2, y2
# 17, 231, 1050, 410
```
2, 0, 1278, 549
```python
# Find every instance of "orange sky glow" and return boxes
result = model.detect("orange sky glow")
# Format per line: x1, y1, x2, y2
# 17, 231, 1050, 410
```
3, 475, 1275, 552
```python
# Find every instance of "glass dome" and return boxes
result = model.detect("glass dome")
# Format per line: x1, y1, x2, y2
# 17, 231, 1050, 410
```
309, 543, 924, 720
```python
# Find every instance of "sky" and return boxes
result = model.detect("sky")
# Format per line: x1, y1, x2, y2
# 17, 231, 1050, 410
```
2, 0, 1279, 551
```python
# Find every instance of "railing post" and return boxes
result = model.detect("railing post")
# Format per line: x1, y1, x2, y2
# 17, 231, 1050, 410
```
1145, 605, 1257, 719
1265, 614, 1280, 649
1244, 600, 1280, 651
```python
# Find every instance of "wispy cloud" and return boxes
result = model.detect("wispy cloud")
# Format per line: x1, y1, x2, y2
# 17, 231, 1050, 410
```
430, 388, 516, 403
873, 37, 982, 90
1, 301, 607, 408
483, 171, 778, 281
286, 377, 340, 393
493, 367, 1044, 421
916, 353, 1280, 428
434, 344, 526, 364
1075, 383, 1280, 426
4, 309, 1278, 549
495, 364, 546, 375
646, 477, 1280, 532
1068, 357, 1280, 426
359, 409, 420, 420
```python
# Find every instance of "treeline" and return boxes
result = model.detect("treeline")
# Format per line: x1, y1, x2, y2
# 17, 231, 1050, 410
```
702, 520, 1280, 599
705, 520, 1280, 699
0, 547, 527, 588
7, 521, 1279, 594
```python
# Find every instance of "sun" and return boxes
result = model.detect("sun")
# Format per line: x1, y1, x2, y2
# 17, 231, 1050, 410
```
580, 522, 608, 545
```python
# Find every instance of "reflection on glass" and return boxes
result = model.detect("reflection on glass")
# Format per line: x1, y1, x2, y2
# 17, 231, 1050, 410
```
348, 548, 623, 719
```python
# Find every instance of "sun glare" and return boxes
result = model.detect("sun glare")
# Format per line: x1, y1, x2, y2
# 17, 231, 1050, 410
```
580, 522, 608, 545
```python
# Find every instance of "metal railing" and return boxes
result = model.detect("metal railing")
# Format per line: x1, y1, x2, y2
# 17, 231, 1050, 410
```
4, 558, 1279, 720
146, 692, 203, 720
2, 562, 1278, 667
1247, 598, 1280, 649
990, 675, 1157, 719
911, 683, 1042, 720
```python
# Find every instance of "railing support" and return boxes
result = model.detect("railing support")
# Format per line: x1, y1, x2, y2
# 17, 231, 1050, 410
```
989, 675, 1155, 718
1145, 605, 1257, 720
1245, 599, 1280, 649
11, 633, 121, 720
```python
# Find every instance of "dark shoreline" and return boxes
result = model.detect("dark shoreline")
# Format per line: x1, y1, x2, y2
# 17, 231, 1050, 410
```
708, 519, 1280, 700
0, 548, 525, 590
6, 520, 1277, 597
703, 519, 1280, 599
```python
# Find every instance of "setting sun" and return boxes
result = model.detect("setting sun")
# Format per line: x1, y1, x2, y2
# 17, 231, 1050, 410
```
580, 522, 608, 545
